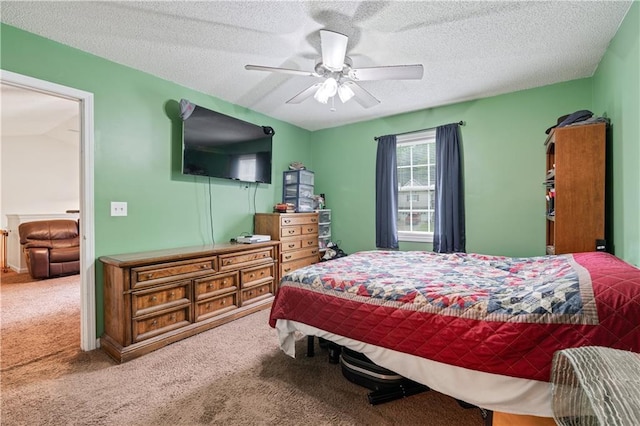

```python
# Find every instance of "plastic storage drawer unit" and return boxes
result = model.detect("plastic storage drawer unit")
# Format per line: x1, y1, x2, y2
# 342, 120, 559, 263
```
284, 170, 314, 186
319, 224, 331, 238
318, 209, 331, 223
284, 196, 315, 212
319, 237, 330, 250
283, 170, 315, 213
284, 183, 314, 199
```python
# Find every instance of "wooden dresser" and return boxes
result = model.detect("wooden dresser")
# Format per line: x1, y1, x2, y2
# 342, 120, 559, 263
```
254, 212, 319, 277
100, 241, 279, 362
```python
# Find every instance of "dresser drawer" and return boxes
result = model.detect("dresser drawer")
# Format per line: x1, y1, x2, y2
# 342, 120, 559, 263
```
131, 257, 217, 289
195, 293, 238, 322
281, 239, 301, 252
133, 306, 191, 342
301, 224, 318, 235
280, 226, 301, 238
281, 247, 319, 263
280, 214, 318, 227
241, 263, 274, 286
281, 256, 317, 277
194, 272, 238, 300
241, 282, 273, 305
300, 236, 318, 249
219, 247, 274, 271
131, 282, 191, 317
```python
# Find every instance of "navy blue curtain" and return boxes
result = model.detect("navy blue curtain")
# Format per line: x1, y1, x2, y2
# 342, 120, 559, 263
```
434, 124, 466, 253
375, 135, 399, 249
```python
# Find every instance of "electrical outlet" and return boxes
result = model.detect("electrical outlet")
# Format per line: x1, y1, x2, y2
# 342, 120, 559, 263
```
110, 201, 127, 217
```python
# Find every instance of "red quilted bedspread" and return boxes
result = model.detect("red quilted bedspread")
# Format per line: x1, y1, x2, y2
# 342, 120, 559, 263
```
269, 251, 640, 381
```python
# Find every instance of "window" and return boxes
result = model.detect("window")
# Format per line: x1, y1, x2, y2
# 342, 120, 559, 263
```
396, 129, 436, 242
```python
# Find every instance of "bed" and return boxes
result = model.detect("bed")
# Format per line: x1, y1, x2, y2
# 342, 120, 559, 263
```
268, 250, 640, 418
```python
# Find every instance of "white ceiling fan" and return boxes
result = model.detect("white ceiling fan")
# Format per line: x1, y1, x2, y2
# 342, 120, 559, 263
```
245, 30, 424, 109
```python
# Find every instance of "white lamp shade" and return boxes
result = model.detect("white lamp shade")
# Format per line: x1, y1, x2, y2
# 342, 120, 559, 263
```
314, 89, 330, 104
314, 77, 338, 104
337, 83, 355, 103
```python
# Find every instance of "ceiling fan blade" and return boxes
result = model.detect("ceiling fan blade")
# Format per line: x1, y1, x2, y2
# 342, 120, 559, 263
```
245, 64, 317, 77
286, 83, 323, 104
348, 64, 424, 81
320, 30, 348, 72
342, 81, 380, 108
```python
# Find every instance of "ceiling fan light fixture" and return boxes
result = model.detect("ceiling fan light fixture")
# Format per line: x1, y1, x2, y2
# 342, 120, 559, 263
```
313, 77, 338, 104
245, 30, 422, 109
313, 91, 329, 104
337, 83, 355, 103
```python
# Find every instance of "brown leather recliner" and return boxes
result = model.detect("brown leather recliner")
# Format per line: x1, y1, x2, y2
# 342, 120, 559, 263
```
18, 219, 80, 279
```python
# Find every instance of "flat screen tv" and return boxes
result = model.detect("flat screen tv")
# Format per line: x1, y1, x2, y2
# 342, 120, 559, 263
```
179, 99, 273, 184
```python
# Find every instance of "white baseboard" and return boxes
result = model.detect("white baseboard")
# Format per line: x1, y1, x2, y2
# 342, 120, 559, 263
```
7, 264, 27, 273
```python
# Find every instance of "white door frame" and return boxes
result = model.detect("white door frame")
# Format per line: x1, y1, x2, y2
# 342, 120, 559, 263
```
1, 69, 97, 351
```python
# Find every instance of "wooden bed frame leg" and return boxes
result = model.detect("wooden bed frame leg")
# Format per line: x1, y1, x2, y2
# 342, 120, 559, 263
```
306, 335, 315, 357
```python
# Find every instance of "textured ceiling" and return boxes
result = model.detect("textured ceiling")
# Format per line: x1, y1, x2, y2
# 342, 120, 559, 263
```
0, 1, 632, 131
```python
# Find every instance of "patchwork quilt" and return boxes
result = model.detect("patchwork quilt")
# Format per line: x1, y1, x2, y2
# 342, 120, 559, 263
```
269, 251, 640, 381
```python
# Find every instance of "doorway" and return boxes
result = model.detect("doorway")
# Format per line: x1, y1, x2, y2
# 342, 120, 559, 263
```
0, 70, 96, 351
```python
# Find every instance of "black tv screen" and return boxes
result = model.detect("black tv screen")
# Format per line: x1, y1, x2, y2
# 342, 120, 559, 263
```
180, 100, 273, 184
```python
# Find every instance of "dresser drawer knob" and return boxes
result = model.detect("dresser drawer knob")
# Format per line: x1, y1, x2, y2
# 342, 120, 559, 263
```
146, 273, 154, 279
206, 303, 211, 309
249, 273, 255, 278
170, 314, 176, 321
285, 255, 292, 260
151, 320, 157, 326
259, 288, 264, 293
311, 218, 317, 223
221, 299, 226, 305
260, 271, 265, 276
307, 228, 313, 232
222, 280, 227, 285
169, 291, 175, 298
207, 283, 213, 289
284, 268, 291, 273
288, 243, 295, 248
288, 230, 295, 234
150, 296, 157, 301
312, 250, 318, 255
307, 241, 313, 246
200, 264, 207, 269
284, 219, 291, 224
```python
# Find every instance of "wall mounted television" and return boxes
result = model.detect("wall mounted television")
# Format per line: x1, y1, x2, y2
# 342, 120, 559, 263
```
179, 99, 273, 184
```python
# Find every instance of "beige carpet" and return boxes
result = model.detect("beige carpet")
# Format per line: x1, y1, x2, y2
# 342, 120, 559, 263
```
1, 272, 81, 377
1, 273, 484, 425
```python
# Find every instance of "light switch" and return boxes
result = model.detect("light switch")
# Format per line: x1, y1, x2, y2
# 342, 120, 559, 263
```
110, 201, 127, 217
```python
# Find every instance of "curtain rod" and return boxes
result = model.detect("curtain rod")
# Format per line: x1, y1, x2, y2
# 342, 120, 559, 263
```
373, 121, 464, 141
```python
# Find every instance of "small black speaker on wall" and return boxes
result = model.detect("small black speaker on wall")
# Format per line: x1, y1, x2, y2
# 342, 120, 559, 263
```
595, 239, 607, 252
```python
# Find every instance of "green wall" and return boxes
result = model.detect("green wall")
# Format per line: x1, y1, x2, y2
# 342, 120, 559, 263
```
311, 80, 593, 257
592, 1, 640, 266
1, 24, 313, 334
